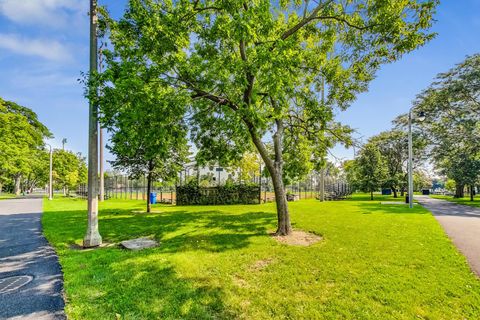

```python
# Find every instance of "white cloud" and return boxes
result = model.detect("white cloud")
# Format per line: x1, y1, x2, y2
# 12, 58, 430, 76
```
0, 33, 72, 62
0, 0, 87, 27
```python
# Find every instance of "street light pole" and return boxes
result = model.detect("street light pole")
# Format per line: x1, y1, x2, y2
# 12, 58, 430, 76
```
407, 109, 425, 209
408, 110, 413, 209
46, 144, 53, 200
84, 0, 102, 248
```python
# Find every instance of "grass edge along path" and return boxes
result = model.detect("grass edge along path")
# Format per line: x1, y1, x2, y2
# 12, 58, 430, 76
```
43, 196, 480, 319
431, 194, 480, 208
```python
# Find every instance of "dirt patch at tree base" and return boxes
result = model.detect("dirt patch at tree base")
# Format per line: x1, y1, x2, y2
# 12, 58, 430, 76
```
272, 230, 322, 246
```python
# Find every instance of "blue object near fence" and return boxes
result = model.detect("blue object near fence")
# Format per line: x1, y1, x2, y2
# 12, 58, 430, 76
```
150, 192, 157, 204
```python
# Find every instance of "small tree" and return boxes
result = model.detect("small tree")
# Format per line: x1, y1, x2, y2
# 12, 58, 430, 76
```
355, 144, 387, 200
52, 150, 88, 196
98, 72, 189, 212
368, 130, 427, 197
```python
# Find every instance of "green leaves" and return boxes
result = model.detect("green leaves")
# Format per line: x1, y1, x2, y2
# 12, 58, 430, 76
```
0, 98, 51, 188
410, 54, 480, 187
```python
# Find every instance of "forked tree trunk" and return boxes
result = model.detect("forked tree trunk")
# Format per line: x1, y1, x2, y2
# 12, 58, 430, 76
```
454, 183, 464, 198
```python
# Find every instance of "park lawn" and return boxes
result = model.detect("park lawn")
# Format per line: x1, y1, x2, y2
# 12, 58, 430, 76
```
431, 195, 480, 208
0, 193, 16, 200
43, 197, 480, 320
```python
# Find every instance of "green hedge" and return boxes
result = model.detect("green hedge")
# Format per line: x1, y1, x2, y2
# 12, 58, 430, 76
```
176, 184, 260, 205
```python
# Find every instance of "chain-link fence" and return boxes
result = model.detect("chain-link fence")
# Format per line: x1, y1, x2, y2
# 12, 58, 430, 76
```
76, 173, 351, 203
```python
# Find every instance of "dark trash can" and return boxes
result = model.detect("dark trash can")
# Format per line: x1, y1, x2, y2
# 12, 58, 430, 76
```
405, 195, 409, 204
150, 192, 157, 204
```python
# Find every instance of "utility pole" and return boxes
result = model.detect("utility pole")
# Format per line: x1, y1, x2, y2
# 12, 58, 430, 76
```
84, 0, 102, 248
98, 46, 105, 202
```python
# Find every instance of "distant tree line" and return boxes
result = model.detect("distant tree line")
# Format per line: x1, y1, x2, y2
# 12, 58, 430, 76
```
0, 98, 87, 196
344, 54, 480, 200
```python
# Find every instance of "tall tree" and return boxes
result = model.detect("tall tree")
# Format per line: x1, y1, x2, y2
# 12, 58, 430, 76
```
97, 0, 438, 235
354, 144, 387, 200
0, 98, 51, 194
409, 54, 480, 199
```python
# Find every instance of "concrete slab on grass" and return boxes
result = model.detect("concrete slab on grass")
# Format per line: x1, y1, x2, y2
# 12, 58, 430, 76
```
120, 237, 158, 250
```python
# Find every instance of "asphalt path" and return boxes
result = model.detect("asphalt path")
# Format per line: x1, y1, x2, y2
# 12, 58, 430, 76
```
417, 195, 480, 276
0, 198, 65, 320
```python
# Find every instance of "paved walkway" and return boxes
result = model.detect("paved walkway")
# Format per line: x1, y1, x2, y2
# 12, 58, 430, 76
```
0, 198, 65, 320
417, 195, 480, 276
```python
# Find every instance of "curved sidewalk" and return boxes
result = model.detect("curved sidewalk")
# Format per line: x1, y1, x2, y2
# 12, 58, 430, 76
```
417, 195, 480, 276
0, 198, 65, 320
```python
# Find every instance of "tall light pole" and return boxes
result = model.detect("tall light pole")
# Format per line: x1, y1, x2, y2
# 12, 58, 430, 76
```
46, 144, 53, 200
98, 46, 105, 202
408, 109, 425, 208
84, 0, 102, 248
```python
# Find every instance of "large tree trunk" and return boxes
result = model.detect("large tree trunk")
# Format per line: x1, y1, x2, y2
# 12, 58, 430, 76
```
247, 116, 292, 236
454, 183, 464, 198
13, 175, 21, 196
470, 185, 474, 201
400, 188, 405, 197
370, 191, 373, 200
270, 165, 292, 236
392, 187, 398, 198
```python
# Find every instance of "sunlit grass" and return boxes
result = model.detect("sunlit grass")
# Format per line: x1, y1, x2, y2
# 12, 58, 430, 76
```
43, 195, 480, 319
431, 194, 480, 208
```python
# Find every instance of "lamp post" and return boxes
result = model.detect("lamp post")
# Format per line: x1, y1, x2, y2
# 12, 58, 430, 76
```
84, 0, 102, 248
408, 109, 425, 208
46, 143, 53, 200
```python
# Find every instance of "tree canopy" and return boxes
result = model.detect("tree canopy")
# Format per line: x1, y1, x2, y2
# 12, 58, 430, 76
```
410, 54, 480, 199
95, 0, 438, 234
0, 98, 52, 194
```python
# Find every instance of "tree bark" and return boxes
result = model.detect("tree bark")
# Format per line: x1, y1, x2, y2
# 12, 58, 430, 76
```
246, 117, 292, 236
454, 183, 464, 198
146, 160, 154, 213
400, 188, 405, 197
470, 185, 474, 201
13, 175, 21, 196
370, 191, 373, 200
392, 187, 398, 198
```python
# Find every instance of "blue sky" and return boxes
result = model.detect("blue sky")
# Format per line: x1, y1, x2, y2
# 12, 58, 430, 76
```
0, 0, 479, 167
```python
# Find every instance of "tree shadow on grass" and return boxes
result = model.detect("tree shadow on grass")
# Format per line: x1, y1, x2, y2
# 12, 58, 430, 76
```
44, 206, 276, 253
68, 254, 237, 319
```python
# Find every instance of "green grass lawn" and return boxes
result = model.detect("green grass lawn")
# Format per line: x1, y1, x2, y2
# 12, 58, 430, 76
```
431, 195, 480, 208
0, 193, 16, 200
43, 196, 480, 319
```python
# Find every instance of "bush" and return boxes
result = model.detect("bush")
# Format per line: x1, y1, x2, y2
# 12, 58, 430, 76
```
176, 184, 260, 205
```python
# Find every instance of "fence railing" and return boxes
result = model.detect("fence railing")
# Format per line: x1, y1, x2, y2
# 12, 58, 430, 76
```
75, 174, 351, 203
